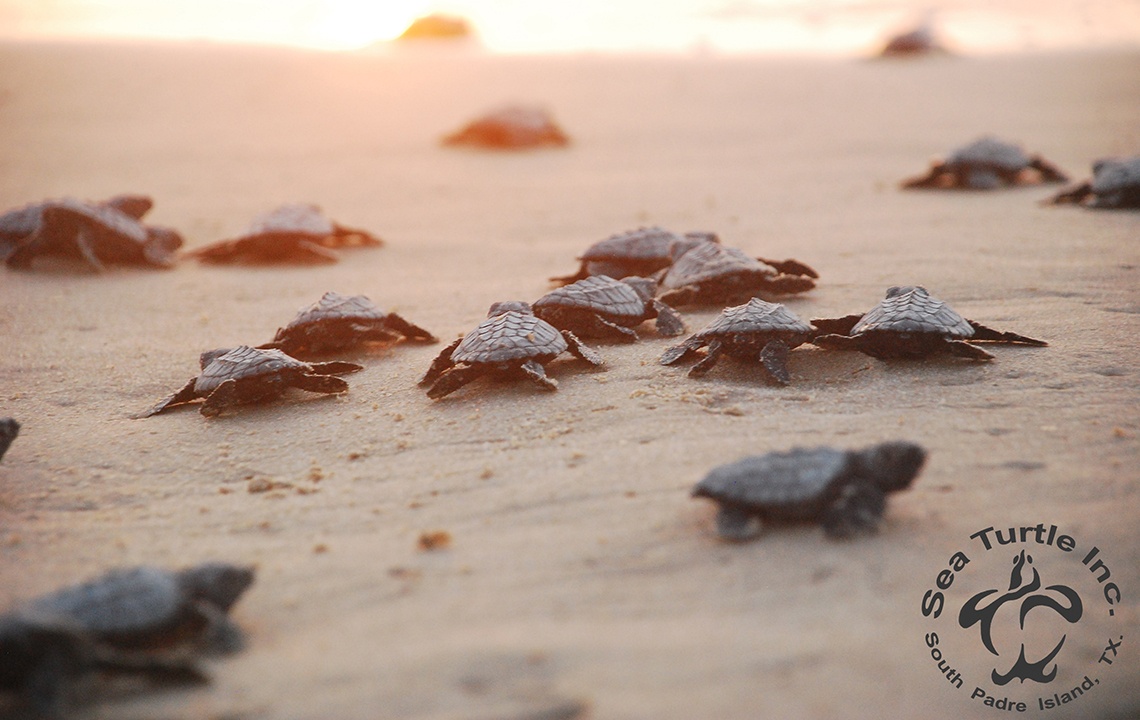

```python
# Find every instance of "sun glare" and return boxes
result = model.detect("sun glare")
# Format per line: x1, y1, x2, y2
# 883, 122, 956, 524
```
308, 0, 432, 50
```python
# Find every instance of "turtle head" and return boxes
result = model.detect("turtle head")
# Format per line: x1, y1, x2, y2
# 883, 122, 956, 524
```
487, 300, 532, 317
621, 276, 658, 301
199, 347, 236, 369
178, 563, 256, 611
884, 285, 925, 299
854, 441, 926, 492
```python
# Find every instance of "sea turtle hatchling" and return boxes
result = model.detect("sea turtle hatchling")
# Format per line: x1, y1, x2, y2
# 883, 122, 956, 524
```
550, 226, 715, 285
660, 298, 815, 384
0, 195, 182, 271
532, 275, 684, 341
187, 203, 382, 264
692, 441, 927, 541
0, 418, 18, 462
901, 136, 1069, 190
258, 291, 437, 357
442, 105, 570, 150
419, 301, 603, 399
1046, 156, 1140, 210
657, 240, 817, 307
138, 346, 363, 417
812, 285, 1047, 360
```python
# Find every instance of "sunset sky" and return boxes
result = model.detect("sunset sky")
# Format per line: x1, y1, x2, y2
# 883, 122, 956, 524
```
0, 0, 1137, 54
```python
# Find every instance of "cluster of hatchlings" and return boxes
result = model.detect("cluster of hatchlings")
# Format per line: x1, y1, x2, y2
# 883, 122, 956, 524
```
1, 135, 1136, 718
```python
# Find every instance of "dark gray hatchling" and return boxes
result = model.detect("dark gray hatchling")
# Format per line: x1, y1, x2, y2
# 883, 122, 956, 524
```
660, 298, 814, 384
0, 418, 18, 462
258, 291, 437, 357
420, 301, 603, 399
1, 563, 254, 719
0, 195, 182, 272
812, 286, 1046, 360
138, 346, 363, 417
550, 226, 715, 285
532, 275, 684, 341
692, 441, 927, 541
901, 136, 1068, 190
1047, 156, 1140, 210
657, 241, 817, 308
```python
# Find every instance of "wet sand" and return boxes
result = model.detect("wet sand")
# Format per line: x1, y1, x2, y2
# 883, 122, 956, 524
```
0, 41, 1138, 719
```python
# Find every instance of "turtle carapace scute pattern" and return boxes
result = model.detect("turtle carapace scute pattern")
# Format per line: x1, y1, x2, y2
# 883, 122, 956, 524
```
901, 137, 1068, 190
533, 275, 684, 342
812, 286, 1047, 360
660, 298, 814, 384
550, 226, 715, 285
1047, 156, 1140, 210
442, 106, 570, 150
259, 291, 437, 357
657, 241, 817, 307
692, 441, 926, 540
1, 195, 182, 272
187, 203, 382, 265
138, 346, 363, 418
419, 301, 603, 399
0, 418, 18, 462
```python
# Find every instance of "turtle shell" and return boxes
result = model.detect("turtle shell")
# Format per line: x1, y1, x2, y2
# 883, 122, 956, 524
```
443, 106, 569, 149
29, 567, 190, 643
661, 242, 774, 289
533, 276, 647, 320
693, 447, 852, 511
451, 311, 567, 364
194, 346, 310, 394
693, 298, 813, 338
578, 226, 687, 263
282, 291, 388, 330
246, 203, 336, 236
1090, 156, 1140, 194
850, 286, 974, 338
945, 137, 1031, 171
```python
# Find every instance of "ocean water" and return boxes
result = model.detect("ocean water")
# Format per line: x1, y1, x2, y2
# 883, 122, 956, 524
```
0, 0, 1138, 55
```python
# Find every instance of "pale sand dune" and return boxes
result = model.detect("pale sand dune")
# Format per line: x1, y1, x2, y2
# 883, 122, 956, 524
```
0, 42, 1138, 719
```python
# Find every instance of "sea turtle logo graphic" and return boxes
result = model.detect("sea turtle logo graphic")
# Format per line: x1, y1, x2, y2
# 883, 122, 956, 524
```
958, 550, 1083, 685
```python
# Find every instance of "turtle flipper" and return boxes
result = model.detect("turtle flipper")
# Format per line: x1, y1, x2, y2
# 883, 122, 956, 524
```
651, 300, 685, 337
811, 333, 859, 351
520, 359, 559, 392
714, 505, 762, 541
900, 163, 948, 189
810, 314, 862, 338
426, 365, 485, 399
966, 321, 1047, 346
549, 263, 589, 286
660, 337, 704, 366
384, 313, 438, 343
585, 314, 639, 342
688, 339, 725, 377
199, 379, 242, 417
561, 331, 604, 366
762, 274, 815, 295
135, 378, 200, 418
821, 483, 886, 539
419, 337, 463, 386
1029, 156, 1069, 184
759, 339, 792, 385
756, 257, 819, 279
291, 239, 341, 264
1045, 181, 1091, 206
330, 222, 383, 248
946, 340, 995, 361
290, 373, 350, 395
306, 361, 365, 376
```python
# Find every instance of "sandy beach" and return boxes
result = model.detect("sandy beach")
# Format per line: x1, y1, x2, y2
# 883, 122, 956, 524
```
1, 41, 1138, 719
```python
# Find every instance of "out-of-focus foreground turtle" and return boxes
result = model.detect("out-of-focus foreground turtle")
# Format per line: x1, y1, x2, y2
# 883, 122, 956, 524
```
259, 291, 437, 357
420, 301, 603, 399
812, 286, 1046, 360
138, 346, 363, 417
0, 418, 18, 462
901, 137, 1068, 190
660, 298, 815, 383
533, 275, 684, 341
188, 203, 382, 264
692, 441, 926, 541
442, 106, 570, 150
657, 241, 817, 307
1047, 156, 1140, 210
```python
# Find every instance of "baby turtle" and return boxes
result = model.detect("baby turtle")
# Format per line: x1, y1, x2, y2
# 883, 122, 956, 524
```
419, 301, 603, 399
1047, 156, 1140, 210
532, 275, 684, 342
901, 137, 1068, 190
812, 285, 1047, 360
187, 203, 382, 264
551, 226, 715, 285
657, 241, 817, 307
139, 346, 363, 417
877, 22, 947, 57
692, 441, 927, 541
1, 195, 182, 272
442, 106, 570, 150
258, 291, 437, 357
660, 298, 814, 383
0, 418, 17, 462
